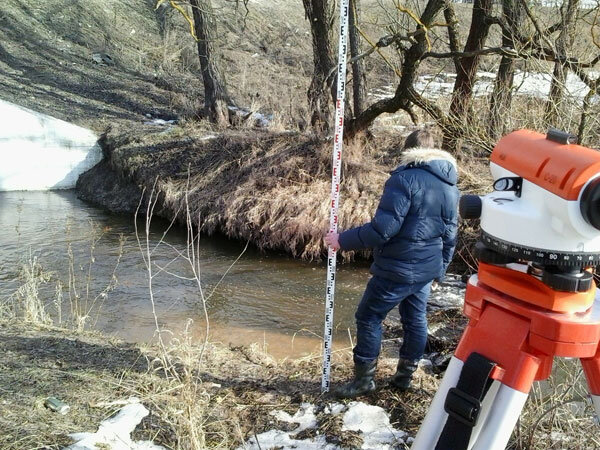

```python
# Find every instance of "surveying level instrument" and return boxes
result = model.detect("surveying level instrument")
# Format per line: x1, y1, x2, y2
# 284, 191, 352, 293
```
412, 129, 600, 450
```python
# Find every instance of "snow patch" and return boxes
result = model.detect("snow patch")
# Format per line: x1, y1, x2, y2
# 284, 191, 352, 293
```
144, 118, 176, 126
66, 402, 165, 450
342, 402, 407, 449
199, 134, 219, 141
245, 430, 334, 450
271, 403, 318, 434
227, 106, 273, 128
371, 71, 598, 102
241, 401, 408, 450
0, 99, 102, 191
428, 274, 466, 310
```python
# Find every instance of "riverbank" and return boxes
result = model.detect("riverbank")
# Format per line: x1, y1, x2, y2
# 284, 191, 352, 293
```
0, 318, 446, 449
76, 123, 490, 269
0, 268, 467, 448
4, 308, 599, 449
3, 303, 598, 449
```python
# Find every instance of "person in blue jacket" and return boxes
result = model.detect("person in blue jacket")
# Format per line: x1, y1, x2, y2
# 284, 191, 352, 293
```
324, 128, 459, 398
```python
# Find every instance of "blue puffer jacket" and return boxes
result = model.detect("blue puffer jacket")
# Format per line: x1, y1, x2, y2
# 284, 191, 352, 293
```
339, 148, 459, 284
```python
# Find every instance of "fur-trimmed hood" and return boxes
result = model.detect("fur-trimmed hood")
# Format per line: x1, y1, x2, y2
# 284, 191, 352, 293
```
397, 147, 458, 185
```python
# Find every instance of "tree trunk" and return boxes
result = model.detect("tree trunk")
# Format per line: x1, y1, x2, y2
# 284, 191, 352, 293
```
302, 0, 336, 134
544, 0, 580, 126
349, 0, 366, 118
443, 0, 462, 73
488, 0, 524, 140
190, 0, 231, 126
577, 89, 595, 145
442, 0, 493, 151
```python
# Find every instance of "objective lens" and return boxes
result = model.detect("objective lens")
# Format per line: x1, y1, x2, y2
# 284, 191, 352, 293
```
580, 178, 600, 230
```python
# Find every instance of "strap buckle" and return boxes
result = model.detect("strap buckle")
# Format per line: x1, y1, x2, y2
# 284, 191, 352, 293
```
444, 387, 482, 427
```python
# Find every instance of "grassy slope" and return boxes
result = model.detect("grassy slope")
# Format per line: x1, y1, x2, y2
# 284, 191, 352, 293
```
0, 0, 315, 132
0, 0, 179, 131
0, 0, 505, 133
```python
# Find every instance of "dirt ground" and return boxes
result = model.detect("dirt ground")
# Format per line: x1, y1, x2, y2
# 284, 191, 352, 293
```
0, 319, 445, 449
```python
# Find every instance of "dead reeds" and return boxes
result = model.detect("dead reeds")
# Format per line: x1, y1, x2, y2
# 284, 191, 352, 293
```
101, 124, 391, 262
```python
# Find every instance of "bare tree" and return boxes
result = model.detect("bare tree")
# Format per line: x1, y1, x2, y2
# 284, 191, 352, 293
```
189, 0, 233, 126
302, 0, 336, 133
442, 0, 494, 151
349, 0, 367, 118
344, 0, 447, 140
338, 0, 600, 152
488, 0, 524, 139
159, 0, 233, 125
545, 0, 581, 125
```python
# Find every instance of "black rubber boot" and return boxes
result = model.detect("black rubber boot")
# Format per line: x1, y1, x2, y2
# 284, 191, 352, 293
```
390, 358, 419, 390
333, 360, 377, 398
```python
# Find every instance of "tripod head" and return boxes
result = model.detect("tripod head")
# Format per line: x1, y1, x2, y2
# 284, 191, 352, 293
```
461, 129, 600, 293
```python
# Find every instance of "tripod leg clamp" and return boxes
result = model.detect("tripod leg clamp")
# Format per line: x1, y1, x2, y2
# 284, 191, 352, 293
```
435, 352, 497, 450
444, 387, 482, 427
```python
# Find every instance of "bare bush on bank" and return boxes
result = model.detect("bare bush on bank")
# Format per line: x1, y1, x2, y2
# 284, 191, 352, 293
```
134, 178, 251, 448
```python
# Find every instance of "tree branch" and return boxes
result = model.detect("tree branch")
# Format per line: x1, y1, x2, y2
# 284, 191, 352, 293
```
424, 46, 519, 59
517, 0, 556, 50
326, 30, 424, 82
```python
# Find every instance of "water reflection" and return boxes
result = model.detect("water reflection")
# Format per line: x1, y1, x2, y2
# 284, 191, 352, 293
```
0, 191, 370, 358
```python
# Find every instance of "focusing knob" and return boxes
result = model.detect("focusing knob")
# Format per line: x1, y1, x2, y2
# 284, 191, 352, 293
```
475, 242, 516, 265
541, 268, 593, 292
459, 195, 482, 219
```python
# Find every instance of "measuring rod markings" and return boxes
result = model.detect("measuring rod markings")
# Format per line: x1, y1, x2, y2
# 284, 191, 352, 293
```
322, 0, 350, 393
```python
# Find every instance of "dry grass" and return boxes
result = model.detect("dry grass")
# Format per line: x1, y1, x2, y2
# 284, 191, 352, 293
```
510, 358, 600, 449
1, 247, 597, 450
0, 312, 445, 449
2, 314, 596, 449
0, 221, 125, 333
3, 255, 53, 325
91, 121, 493, 274
98, 123, 391, 261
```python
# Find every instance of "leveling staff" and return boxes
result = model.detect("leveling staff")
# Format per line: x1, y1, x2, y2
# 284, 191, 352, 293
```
324, 129, 460, 398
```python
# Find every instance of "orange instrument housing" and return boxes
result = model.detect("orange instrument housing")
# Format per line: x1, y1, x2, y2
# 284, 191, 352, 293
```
491, 129, 600, 200
450, 129, 600, 396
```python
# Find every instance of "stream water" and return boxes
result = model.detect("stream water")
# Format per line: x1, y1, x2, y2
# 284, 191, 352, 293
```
0, 191, 372, 358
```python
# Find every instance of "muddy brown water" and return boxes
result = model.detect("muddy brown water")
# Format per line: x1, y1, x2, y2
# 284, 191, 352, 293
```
0, 191, 377, 358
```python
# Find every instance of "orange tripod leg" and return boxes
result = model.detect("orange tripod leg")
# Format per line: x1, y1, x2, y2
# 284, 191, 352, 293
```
413, 274, 600, 450
412, 302, 546, 450
581, 346, 600, 417
455, 302, 552, 393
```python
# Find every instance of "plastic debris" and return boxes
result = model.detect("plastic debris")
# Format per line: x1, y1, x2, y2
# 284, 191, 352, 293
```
44, 397, 70, 415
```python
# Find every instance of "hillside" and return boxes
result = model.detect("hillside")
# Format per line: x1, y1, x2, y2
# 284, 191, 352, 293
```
2, 1, 600, 449
0, 0, 308, 131
0, 0, 511, 133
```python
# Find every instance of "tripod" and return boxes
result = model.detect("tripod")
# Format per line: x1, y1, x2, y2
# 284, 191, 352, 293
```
412, 261, 600, 450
